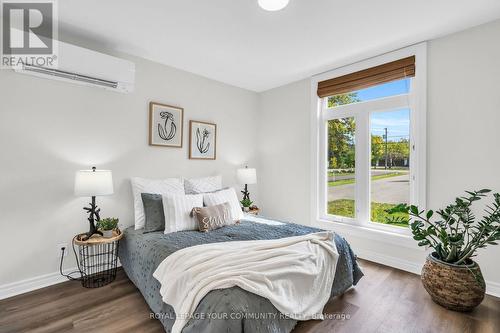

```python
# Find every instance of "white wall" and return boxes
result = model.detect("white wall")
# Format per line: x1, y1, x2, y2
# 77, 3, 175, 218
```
257, 19, 500, 292
257, 79, 311, 224
427, 19, 500, 290
2, 17, 500, 298
0, 52, 259, 287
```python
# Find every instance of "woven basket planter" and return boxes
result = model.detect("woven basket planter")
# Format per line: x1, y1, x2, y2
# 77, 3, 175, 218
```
421, 253, 485, 312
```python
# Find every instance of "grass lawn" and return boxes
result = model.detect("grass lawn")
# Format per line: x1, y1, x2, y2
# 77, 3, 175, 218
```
327, 199, 409, 227
328, 171, 355, 177
328, 172, 404, 187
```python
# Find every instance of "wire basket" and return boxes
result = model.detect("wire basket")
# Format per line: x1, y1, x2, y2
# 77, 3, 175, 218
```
73, 230, 122, 288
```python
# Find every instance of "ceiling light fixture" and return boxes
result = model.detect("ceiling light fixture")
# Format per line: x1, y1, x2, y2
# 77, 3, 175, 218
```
258, 0, 290, 11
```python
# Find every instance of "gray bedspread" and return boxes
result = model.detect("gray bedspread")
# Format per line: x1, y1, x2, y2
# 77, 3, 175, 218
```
119, 217, 363, 333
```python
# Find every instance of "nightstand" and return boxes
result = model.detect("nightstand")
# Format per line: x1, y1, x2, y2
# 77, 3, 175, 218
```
73, 229, 123, 288
246, 208, 260, 216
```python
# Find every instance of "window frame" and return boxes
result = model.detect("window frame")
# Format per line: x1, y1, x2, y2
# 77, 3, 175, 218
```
311, 43, 427, 238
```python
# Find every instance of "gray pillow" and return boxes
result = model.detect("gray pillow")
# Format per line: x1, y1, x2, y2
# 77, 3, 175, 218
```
141, 193, 165, 233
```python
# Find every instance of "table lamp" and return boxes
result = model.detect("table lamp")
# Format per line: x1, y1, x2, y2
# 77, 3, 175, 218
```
236, 166, 257, 201
74, 167, 113, 240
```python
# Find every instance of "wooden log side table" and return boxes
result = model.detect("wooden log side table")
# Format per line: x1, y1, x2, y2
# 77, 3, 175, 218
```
246, 208, 260, 216
73, 229, 123, 288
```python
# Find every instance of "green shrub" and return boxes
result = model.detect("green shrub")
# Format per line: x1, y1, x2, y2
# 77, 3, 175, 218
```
240, 198, 254, 208
387, 189, 500, 265
97, 217, 119, 231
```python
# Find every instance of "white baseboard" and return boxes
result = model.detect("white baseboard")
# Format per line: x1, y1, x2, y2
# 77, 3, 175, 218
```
355, 248, 423, 275
355, 249, 500, 298
1, 255, 499, 301
486, 280, 500, 298
0, 267, 78, 300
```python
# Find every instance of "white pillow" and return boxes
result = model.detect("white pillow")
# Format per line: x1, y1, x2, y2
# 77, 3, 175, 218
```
184, 175, 222, 194
131, 177, 185, 230
203, 188, 244, 221
163, 194, 204, 233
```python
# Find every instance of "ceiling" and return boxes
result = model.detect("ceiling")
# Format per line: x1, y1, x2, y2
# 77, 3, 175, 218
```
59, 0, 500, 92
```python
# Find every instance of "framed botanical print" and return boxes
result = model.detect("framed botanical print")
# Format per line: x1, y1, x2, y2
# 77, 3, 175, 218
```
149, 102, 183, 147
189, 120, 217, 160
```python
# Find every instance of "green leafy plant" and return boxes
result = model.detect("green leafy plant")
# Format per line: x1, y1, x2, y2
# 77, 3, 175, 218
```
240, 198, 254, 208
97, 217, 119, 231
387, 189, 500, 265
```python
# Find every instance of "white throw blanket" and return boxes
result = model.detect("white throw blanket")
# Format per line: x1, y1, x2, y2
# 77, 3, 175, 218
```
153, 231, 339, 333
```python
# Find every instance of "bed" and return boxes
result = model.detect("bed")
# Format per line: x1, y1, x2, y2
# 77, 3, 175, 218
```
118, 215, 363, 333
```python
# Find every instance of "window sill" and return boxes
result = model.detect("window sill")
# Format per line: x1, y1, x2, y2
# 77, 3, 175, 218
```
314, 218, 425, 251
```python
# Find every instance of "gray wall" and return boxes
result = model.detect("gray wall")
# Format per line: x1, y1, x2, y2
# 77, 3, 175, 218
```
0, 53, 259, 285
257, 19, 500, 289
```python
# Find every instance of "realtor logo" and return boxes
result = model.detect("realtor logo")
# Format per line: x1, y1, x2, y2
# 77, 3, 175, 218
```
1, 0, 57, 68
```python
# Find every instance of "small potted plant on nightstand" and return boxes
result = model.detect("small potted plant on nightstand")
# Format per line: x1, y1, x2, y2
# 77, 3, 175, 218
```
240, 198, 253, 212
97, 218, 119, 238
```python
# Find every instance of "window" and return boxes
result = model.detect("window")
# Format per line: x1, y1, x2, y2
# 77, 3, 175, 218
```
313, 46, 426, 234
327, 79, 411, 107
370, 108, 410, 227
327, 117, 356, 218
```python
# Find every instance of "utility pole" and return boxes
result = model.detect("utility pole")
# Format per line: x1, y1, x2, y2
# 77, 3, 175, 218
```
383, 127, 388, 170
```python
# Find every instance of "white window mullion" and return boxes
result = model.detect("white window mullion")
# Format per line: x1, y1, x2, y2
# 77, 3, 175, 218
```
355, 113, 370, 225
409, 65, 426, 211
409, 78, 417, 209
318, 118, 328, 218
323, 94, 410, 119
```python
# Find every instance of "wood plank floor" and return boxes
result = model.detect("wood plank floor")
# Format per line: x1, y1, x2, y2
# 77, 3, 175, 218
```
1, 259, 499, 333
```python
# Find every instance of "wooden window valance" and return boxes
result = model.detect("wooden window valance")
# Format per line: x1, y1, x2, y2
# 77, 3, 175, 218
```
317, 56, 415, 98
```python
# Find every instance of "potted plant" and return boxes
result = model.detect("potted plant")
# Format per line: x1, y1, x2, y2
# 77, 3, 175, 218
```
387, 189, 500, 311
97, 218, 119, 238
240, 198, 254, 212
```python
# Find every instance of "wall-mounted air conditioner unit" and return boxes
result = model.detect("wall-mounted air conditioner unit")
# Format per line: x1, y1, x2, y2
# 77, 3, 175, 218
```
13, 40, 135, 93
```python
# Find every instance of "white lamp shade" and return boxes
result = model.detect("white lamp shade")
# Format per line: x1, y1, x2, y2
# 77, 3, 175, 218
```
258, 0, 289, 11
237, 168, 257, 185
74, 169, 114, 197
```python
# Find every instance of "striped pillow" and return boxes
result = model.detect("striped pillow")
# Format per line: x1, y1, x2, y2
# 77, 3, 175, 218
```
162, 194, 204, 233
131, 177, 185, 230
203, 188, 244, 221
184, 175, 222, 194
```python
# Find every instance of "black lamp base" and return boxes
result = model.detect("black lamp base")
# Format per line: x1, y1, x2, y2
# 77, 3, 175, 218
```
241, 184, 251, 201
81, 196, 102, 241
80, 226, 103, 242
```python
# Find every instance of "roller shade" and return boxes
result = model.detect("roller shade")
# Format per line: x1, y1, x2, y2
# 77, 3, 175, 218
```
317, 56, 415, 98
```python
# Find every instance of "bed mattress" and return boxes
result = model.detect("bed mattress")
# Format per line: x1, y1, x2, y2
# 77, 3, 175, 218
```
118, 216, 363, 333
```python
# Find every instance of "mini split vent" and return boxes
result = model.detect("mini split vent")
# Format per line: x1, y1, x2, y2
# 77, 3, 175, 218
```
21, 64, 119, 89
14, 40, 135, 93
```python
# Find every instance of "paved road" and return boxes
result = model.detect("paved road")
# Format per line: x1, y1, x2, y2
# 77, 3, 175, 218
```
328, 169, 404, 182
328, 174, 409, 204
